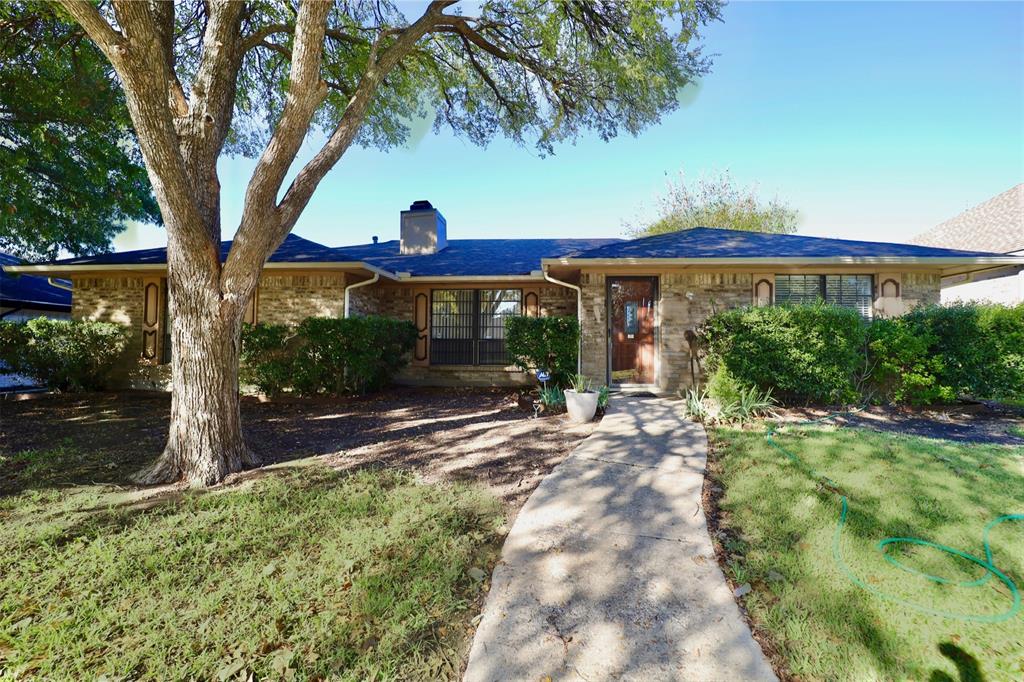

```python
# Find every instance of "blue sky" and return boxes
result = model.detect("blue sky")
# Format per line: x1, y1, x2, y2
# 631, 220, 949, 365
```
116, 1, 1024, 252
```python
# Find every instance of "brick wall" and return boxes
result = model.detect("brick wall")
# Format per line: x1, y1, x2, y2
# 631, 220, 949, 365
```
256, 273, 346, 325
539, 285, 577, 317
71, 276, 145, 358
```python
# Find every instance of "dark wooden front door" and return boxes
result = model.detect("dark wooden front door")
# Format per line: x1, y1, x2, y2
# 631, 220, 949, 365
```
608, 277, 657, 384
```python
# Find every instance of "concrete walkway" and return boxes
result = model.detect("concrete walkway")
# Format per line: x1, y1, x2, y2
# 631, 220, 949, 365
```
463, 395, 777, 682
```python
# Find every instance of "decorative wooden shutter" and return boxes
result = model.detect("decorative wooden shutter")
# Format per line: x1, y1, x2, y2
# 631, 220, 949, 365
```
413, 288, 429, 366
523, 288, 540, 317
752, 274, 774, 306
141, 277, 164, 363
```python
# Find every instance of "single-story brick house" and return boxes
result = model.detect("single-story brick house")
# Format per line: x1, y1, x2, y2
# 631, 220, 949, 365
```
9, 201, 1023, 393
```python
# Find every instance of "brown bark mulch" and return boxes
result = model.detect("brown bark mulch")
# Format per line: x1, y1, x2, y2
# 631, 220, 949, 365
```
771, 401, 1024, 446
0, 387, 598, 509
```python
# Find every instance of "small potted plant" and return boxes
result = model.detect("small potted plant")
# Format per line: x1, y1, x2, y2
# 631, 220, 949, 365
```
564, 373, 599, 424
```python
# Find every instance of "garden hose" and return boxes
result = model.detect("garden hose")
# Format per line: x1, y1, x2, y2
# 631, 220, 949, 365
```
764, 412, 1023, 623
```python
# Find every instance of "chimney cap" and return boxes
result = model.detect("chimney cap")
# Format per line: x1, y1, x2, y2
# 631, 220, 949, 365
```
372, 235, 379, 244
409, 200, 434, 211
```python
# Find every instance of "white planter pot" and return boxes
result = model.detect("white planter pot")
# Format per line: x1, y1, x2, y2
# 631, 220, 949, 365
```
564, 389, 599, 424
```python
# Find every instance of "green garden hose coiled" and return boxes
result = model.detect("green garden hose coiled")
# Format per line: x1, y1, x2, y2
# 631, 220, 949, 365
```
764, 414, 1022, 623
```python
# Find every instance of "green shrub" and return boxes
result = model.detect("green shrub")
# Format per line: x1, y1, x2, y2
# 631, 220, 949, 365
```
702, 303, 866, 404
293, 316, 417, 395
241, 316, 417, 396
505, 316, 579, 387
707, 365, 744, 406
239, 323, 293, 396
866, 317, 954, 405
0, 318, 130, 391
901, 303, 1024, 400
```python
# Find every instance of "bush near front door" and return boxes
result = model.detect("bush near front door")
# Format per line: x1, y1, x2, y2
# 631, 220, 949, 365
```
505, 315, 580, 387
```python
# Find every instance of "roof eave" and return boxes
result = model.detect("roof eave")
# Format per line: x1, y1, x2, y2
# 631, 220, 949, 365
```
542, 255, 1024, 275
5, 261, 401, 280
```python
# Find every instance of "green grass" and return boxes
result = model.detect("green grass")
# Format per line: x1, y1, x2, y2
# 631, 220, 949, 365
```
0, 454, 503, 680
709, 425, 1024, 681
1009, 425, 1024, 440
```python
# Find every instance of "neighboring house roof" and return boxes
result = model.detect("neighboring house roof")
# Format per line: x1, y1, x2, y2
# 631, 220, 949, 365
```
564, 227, 1003, 260
0, 252, 72, 311
331, 238, 620, 276
911, 184, 1024, 255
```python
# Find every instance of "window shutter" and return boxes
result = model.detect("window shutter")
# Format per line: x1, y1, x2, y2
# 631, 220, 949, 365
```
140, 277, 165, 363
413, 289, 429, 365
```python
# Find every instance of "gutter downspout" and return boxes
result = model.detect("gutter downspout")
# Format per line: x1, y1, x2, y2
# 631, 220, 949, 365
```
542, 267, 583, 375
343, 273, 379, 318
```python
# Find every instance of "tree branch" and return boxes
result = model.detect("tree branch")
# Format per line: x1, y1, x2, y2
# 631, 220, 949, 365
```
221, 0, 335, 292
272, 1, 454, 236
56, 0, 124, 54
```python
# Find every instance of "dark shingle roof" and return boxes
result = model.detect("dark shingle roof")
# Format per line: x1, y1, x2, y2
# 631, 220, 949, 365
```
0, 253, 71, 310
47, 233, 338, 266
568, 227, 1003, 260
336, 238, 619, 276
22, 227, 1006, 279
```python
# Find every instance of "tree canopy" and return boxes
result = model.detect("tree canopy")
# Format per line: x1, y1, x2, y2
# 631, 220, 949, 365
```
631, 170, 800, 236
0, 2, 160, 260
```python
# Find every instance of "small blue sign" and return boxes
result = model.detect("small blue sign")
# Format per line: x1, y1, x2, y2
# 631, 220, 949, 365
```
536, 370, 551, 382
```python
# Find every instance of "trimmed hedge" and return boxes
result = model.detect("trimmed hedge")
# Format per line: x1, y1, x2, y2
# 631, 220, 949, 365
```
702, 303, 866, 404
241, 316, 417, 396
0, 318, 130, 391
701, 302, 1024, 406
901, 303, 1024, 401
505, 315, 580, 387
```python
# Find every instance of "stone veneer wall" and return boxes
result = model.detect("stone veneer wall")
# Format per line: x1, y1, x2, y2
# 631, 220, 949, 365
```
901, 273, 941, 309
658, 272, 752, 393
578, 272, 608, 388
256, 273, 346, 325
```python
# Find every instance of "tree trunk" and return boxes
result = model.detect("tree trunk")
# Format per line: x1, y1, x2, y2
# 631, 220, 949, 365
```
136, 273, 258, 487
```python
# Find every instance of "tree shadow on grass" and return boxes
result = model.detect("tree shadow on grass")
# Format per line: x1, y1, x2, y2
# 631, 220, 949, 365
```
928, 641, 985, 682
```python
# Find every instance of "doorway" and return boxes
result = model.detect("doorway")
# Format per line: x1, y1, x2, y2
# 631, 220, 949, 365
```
607, 276, 658, 385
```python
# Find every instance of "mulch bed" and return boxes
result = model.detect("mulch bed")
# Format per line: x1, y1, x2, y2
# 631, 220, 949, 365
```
0, 387, 598, 509
771, 401, 1024, 446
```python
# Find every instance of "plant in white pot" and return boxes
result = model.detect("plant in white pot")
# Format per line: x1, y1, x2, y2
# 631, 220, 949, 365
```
564, 373, 599, 424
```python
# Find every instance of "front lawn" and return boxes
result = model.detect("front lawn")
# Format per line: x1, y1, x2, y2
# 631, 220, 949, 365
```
0, 462, 502, 680
708, 424, 1024, 681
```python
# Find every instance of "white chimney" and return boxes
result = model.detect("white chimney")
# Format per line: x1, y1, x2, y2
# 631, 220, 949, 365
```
400, 200, 447, 255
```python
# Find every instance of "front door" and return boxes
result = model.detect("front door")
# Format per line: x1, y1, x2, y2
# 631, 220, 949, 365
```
608, 277, 657, 384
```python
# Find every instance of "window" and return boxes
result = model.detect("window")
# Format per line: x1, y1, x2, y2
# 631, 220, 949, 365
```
430, 289, 522, 365
775, 274, 874, 318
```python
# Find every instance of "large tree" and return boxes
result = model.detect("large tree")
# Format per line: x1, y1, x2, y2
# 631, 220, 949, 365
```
0, 1, 160, 260
631, 169, 799, 236
49, 0, 723, 486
